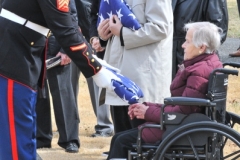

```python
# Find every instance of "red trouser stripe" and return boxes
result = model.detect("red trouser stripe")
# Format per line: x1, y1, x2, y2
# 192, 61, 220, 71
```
7, 79, 18, 160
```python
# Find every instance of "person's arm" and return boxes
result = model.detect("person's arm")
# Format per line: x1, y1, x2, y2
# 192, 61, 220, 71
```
47, 0, 78, 63
38, 0, 100, 78
129, 102, 161, 123
205, 0, 228, 44
130, 63, 211, 123
36, 0, 124, 91
89, 0, 105, 52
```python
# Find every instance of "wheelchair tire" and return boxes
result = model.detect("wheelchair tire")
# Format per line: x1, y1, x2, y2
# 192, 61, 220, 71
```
153, 121, 240, 160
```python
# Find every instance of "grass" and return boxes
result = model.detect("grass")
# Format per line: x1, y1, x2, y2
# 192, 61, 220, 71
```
38, 1, 240, 159
227, 0, 240, 37
226, 72, 240, 132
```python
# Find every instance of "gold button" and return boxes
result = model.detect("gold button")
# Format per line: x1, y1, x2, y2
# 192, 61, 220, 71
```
96, 67, 100, 70
86, 52, 89, 55
31, 42, 34, 45
91, 59, 95, 62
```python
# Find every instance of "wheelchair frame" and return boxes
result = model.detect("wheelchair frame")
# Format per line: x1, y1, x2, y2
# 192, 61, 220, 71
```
128, 62, 240, 160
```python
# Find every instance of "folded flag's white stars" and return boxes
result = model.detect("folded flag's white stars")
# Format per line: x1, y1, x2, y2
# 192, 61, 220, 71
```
99, 14, 105, 23
107, 11, 113, 18
116, 8, 123, 20
129, 13, 136, 19
97, 0, 141, 30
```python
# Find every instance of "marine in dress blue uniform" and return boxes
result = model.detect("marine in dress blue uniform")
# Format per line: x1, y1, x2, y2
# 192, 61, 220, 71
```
0, 0, 112, 159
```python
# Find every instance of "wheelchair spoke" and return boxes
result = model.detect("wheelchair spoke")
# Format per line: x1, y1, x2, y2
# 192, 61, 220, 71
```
187, 135, 200, 160
222, 140, 240, 159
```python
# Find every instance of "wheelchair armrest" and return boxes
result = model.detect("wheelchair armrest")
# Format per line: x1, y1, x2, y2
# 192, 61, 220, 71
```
164, 97, 215, 107
161, 97, 215, 130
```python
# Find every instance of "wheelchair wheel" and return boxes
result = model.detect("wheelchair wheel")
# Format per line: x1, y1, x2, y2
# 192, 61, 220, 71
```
153, 121, 240, 160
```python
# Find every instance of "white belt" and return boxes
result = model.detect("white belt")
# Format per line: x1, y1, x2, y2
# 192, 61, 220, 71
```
0, 8, 50, 37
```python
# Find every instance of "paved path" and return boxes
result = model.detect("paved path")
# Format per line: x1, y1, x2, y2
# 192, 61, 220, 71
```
219, 37, 240, 63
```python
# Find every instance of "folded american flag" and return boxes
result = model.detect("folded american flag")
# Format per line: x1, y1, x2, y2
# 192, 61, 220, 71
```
106, 68, 144, 104
97, 0, 141, 30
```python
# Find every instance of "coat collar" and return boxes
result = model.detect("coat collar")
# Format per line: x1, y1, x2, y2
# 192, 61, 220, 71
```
183, 53, 217, 68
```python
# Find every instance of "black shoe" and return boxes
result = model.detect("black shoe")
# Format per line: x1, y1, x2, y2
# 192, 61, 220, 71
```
65, 142, 79, 153
91, 131, 113, 137
102, 151, 109, 157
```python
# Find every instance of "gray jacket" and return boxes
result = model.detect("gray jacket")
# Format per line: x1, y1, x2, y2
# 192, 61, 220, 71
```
104, 0, 173, 105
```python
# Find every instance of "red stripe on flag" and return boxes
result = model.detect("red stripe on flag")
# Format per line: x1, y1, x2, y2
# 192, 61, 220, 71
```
7, 79, 18, 160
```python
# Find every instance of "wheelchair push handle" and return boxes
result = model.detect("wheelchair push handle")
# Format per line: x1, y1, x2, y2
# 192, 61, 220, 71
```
212, 68, 238, 76
223, 62, 240, 68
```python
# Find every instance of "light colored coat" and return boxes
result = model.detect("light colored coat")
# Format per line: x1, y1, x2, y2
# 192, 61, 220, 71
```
104, 0, 173, 105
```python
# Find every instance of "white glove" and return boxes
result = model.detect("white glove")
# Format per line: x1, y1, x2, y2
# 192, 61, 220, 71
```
92, 54, 120, 73
93, 67, 144, 104
92, 67, 121, 90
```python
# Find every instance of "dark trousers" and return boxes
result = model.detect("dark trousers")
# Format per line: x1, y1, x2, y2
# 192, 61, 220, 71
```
107, 128, 139, 159
110, 105, 146, 133
36, 62, 80, 149
87, 78, 113, 134
36, 83, 52, 148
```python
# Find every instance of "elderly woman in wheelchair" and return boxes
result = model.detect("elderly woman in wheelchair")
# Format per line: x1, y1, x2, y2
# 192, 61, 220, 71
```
106, 22, 240, 160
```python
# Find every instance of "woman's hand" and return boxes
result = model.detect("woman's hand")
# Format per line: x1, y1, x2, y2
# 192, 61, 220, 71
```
109, 15, 123, 37
98, 19, 113, 41
128, 103, 149, 120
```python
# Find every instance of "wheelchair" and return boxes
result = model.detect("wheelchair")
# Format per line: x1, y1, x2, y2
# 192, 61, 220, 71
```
128, 62, 240, 160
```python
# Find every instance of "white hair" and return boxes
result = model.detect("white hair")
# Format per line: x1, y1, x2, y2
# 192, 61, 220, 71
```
184, 22, 223, 54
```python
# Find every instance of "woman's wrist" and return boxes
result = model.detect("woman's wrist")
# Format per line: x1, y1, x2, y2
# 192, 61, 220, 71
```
99, 36, 107, 41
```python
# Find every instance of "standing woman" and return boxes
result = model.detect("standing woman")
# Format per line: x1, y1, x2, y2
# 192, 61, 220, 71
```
98, 0, 173, 133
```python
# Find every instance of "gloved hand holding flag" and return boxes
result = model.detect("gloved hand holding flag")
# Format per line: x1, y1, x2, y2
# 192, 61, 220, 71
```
109, 68, 144, 104
93, 67, 144, 104
97, 0, 141, 30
